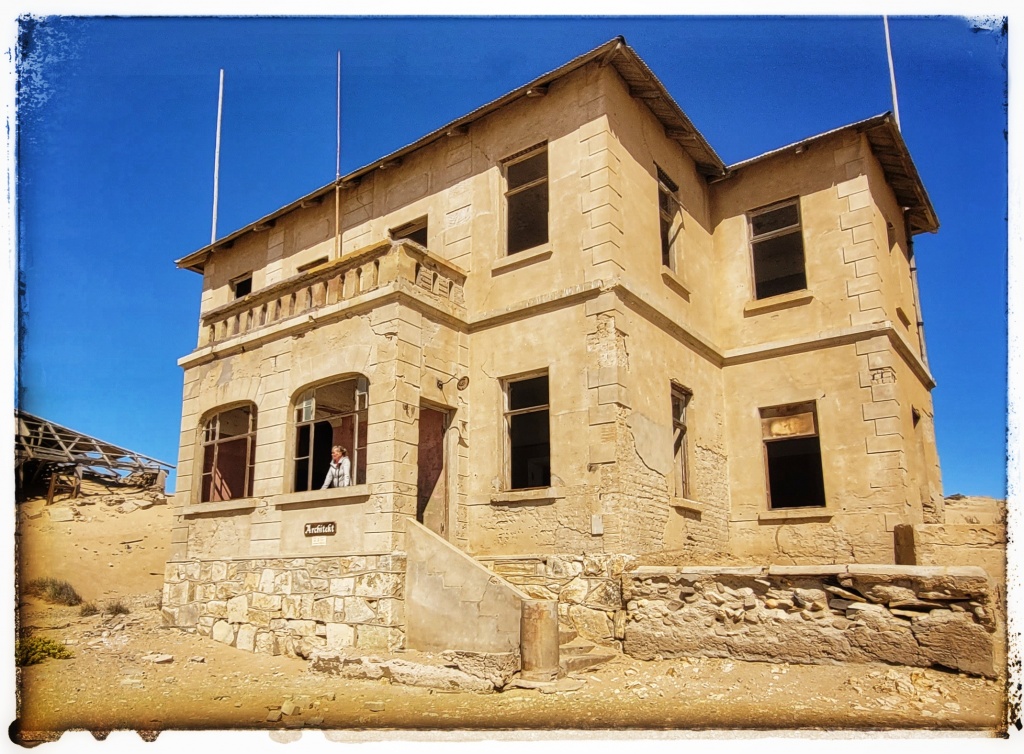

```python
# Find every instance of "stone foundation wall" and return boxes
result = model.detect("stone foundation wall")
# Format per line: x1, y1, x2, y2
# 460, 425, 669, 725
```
161, 554, 405, 657
482, 553, 637, 648
622, 565, 997, 677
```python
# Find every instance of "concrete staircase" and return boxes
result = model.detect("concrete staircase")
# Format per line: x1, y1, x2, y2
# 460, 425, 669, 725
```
405, 519, 530, 655
557, 626, 616, 675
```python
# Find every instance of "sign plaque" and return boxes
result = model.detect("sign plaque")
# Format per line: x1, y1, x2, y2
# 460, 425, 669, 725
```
304, 522, 337, 537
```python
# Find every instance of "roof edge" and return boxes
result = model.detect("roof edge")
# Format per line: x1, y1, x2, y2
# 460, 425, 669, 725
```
720, 113, 938, 236
178, 36, 728, 272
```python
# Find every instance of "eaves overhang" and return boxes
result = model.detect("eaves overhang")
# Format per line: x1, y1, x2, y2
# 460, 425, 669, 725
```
176, 36, 726, 274
721, 113, 939, 236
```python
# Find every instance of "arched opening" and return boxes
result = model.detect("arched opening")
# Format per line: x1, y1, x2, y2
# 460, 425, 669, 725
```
292, 376, 369, 492
200, 404, 257, 503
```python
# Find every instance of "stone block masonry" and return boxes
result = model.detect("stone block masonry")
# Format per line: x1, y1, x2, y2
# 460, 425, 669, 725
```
161, 554, 405, 657
622, 565, 997, 678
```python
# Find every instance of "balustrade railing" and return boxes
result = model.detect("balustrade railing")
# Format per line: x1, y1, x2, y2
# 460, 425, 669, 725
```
199, 240, 466, 347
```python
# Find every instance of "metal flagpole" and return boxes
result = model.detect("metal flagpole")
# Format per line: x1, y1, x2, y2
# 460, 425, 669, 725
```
211, 69, 225, 244
334, 51, 341, 259
883, 16, 901, 130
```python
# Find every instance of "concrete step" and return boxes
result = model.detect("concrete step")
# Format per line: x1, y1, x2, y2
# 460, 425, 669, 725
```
559, 647, 616, 675
559, 638, 596, 656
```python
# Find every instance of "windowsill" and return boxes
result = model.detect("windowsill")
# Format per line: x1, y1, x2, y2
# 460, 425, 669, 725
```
490, 245, 552, 275
490, 486, 564, 505
274, 484, 371, 508
183, 498, 258, 516
758, 506, 833, 523
669, 497, 705, 513
660, 267, 691, 298
743, 289, 814, 317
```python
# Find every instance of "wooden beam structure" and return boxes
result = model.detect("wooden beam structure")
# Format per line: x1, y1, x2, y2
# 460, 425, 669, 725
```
15, 410, 173, 478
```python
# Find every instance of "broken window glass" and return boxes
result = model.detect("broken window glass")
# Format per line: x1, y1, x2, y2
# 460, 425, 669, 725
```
505, 147, 549, 255
292, 378, 368, 492
658, 167, 682, 270
671, 385, 691, 498
200, 405, 257, 503
749, 199, 806, 300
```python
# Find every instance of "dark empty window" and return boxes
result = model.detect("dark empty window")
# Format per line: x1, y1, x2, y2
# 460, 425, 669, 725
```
505, 374, 550, 489
658, 167, 682, 270
293, 377, 369, 492
505, 146, 548, 254
391, 217, 428, 248
749, 199, 806, 300
232, 275, 253, 299
760, 402, 826, 509
201, 405, 257, 502
671, 385, 691, 498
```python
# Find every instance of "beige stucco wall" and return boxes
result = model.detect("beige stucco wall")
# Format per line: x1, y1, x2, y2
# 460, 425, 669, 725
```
171, 58, 942, 576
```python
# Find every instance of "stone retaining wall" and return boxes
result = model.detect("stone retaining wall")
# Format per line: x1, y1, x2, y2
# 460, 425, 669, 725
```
161, 555, 405, 657
481, 553, 637, 648
622, 565, 997, 677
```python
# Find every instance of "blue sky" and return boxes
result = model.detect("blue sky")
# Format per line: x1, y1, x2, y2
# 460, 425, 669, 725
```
13, 14, 1009, 497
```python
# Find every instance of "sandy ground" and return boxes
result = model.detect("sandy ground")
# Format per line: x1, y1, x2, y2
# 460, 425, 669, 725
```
11, 485, 1015, 743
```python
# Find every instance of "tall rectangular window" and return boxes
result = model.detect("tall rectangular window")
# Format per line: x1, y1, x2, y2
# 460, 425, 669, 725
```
671, 385, 691, 498
658, 167, 682, 271
760, 402, 826, 509
505, 374, 550, 489
749, 199, 806, 300
505, 145, 548, 255
201, 405, 257, 503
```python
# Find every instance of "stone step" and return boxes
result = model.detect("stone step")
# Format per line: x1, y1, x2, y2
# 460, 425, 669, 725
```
559, 638, 596, 656
558, 627, 578, 645
559, 647, 616, 675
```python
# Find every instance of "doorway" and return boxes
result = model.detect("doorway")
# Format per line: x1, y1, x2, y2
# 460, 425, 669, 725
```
417, 405, 449, 538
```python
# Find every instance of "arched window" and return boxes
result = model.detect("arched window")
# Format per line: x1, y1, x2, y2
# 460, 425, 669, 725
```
293, 377, 369, 492
200, 405, 257, 502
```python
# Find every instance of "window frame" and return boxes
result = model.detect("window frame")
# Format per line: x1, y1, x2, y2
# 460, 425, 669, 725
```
199, 404, 257, 503
502, 371, 551, 491
759, 401, 827, 510
748, 198, 807, 301
391, 216, 429, 248
503, 143, 549, 256
670, 384, 692, 499
657, 166, 683, 272
291, 377, 369, 493
231, 274, 253, 299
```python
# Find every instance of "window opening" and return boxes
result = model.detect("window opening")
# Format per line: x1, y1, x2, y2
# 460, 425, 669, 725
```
232, 275, 253, 299
671, 385, 692, 498
293, 377, 368, 492
505, 146, 549, 255
749, 199, 806, 300
297, 257, 329, 273
760, 402, 826, 509
658, 167, 682, 271
505, 374, 550, 489
200, 405, 257, 503
391, 217, 428, 247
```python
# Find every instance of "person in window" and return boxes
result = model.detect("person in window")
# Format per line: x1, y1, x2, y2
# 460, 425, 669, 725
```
321, 445, 351, 488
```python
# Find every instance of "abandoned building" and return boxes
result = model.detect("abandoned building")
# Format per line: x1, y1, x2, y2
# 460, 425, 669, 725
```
162, 38, 999, 678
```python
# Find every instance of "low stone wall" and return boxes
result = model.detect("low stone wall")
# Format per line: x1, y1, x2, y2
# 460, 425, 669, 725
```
481, 553, 637, 648
622, 565, 997, 678
161, 555, 405, 657
897, 523, 1006, 590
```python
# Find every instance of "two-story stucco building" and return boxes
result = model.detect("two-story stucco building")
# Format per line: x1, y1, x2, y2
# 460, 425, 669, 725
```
161, 38, 944, 658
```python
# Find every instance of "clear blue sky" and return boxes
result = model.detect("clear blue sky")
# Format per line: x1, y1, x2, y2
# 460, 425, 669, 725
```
14, 15, 1009, 498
